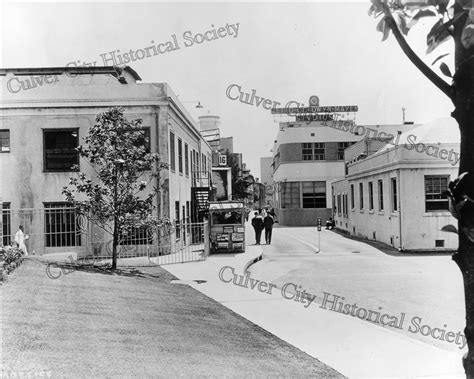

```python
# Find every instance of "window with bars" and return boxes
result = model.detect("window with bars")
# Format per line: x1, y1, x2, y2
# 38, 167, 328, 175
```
0, 130, 10, 152
44, 203, 81, 247
281, 182, 300, 209
337, 194, 342, 215
178, 139, 183, 174
43, 129, 79, 171
302, 143, 313, 160
425, 176, 449, 211
359, 183, 364, 210
2, 203, 11, 246
184, 143, 189, 176
302, 181, 327, 208
170, 132, 176, 171
337, 142, 352, 160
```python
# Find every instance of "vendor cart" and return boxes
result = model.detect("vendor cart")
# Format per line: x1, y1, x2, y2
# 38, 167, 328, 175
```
208, 201, 246, 253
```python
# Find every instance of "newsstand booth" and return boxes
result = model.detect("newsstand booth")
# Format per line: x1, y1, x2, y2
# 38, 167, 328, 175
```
208, 201, 246, 253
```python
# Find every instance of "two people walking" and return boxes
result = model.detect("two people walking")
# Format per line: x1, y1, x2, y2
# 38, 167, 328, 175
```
251, 209, 275, 245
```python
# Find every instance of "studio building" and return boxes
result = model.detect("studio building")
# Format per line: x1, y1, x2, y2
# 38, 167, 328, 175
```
0, 66, 212, 255
331, 118, 459, 251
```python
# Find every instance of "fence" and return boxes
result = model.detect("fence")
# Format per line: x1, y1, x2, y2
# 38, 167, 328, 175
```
1, 207, 209, 264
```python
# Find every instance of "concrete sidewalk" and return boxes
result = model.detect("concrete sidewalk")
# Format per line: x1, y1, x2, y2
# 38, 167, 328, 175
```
164, 245, 465, 378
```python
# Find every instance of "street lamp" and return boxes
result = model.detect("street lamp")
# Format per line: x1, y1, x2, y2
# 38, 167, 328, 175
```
181, 100, 204, 109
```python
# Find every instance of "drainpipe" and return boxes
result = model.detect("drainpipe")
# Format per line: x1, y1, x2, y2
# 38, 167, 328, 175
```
397, 169, 403, 251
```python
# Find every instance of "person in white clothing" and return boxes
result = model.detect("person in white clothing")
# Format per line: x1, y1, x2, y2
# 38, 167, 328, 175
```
14, 225, 29, 255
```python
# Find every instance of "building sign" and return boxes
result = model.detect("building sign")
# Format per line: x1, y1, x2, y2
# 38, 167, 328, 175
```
271, 105, 358, 115
218, 154, 227, 166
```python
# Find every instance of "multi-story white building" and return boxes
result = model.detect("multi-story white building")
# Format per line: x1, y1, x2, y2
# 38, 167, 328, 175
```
332, 118, 459, 251
0, 66, 212, 255
271, 118, 414, 226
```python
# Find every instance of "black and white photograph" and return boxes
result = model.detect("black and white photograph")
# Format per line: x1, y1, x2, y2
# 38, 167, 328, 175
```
1, 0, 474, 377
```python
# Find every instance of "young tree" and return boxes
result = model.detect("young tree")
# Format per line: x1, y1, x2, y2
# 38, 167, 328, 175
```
369, 1, 474, 375
63, 107, 168, 269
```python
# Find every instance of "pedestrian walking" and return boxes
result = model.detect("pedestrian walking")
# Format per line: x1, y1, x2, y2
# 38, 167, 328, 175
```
263, 212, 274, 244
14, 225, 29, 255
251, 211, 264, 245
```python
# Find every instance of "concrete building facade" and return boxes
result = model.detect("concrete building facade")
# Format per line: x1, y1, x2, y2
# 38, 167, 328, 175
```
331, 118, 459, 251
0, 66, 212, 254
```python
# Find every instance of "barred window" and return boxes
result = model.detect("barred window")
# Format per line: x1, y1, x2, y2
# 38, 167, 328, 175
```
425, 176, 449, 211
302, 181, 326, 208
44, 203, 81, 247
359, 183, 364, 210
281, 182, 300, 209
2, 203, 11, 246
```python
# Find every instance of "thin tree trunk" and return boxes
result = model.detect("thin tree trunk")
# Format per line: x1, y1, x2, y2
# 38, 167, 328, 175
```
452, 47, 474, 378
112, 216, 118, 270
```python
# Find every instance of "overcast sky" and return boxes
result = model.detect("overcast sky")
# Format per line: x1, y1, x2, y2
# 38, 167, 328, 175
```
1, 1, 455, 177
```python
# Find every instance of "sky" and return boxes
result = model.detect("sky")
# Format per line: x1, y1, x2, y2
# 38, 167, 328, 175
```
1, 1, 455, 177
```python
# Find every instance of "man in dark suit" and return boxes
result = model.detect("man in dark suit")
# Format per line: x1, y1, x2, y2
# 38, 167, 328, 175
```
263, 213, 274, 245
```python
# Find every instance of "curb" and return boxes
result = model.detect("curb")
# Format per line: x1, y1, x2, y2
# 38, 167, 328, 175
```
243, 246, 263, 272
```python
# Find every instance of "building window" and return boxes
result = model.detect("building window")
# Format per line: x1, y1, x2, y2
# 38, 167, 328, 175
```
359, 183, 364, 210
302, 143, 313, 160
337, 142, 352, 160
0, 130, 10, 152
178, 139, 183, 174
175, 201, 180, 239
43, 129, 79, 171
337, 194, 342, 215
350, 184, 355, 209
302, 181, 327, 208
368, 182, 374, 211
391, 177, 398, 211
378, 180, 384, 211
184, 143, 189, 177
2, 203, 11, 246
44, 203, 81, 247
343, 194, 348, 216
281, 182, 300, 209
301, 143, 325, 161
314, 143, 325, 160
134, 128, 150, 153
170, 131, 176, 171
425, 176, 449, 211
202, 153, 206, 172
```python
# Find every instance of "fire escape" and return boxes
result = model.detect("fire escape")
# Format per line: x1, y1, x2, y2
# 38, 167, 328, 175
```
191, 170, 212, 223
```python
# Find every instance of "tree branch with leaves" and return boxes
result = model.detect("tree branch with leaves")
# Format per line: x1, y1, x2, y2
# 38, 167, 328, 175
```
63, 107, 169, 269
369, 1, 474, 376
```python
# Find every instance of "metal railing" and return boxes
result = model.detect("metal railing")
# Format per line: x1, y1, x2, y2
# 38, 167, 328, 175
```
1, 207, 209, 264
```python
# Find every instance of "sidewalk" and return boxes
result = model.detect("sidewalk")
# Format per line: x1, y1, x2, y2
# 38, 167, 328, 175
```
164, 244, 466, 378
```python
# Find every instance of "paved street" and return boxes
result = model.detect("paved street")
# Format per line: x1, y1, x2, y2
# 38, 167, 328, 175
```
248, 225, 466, 353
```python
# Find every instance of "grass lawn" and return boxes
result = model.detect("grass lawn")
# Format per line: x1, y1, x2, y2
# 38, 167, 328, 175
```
1, 259, 343, 378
